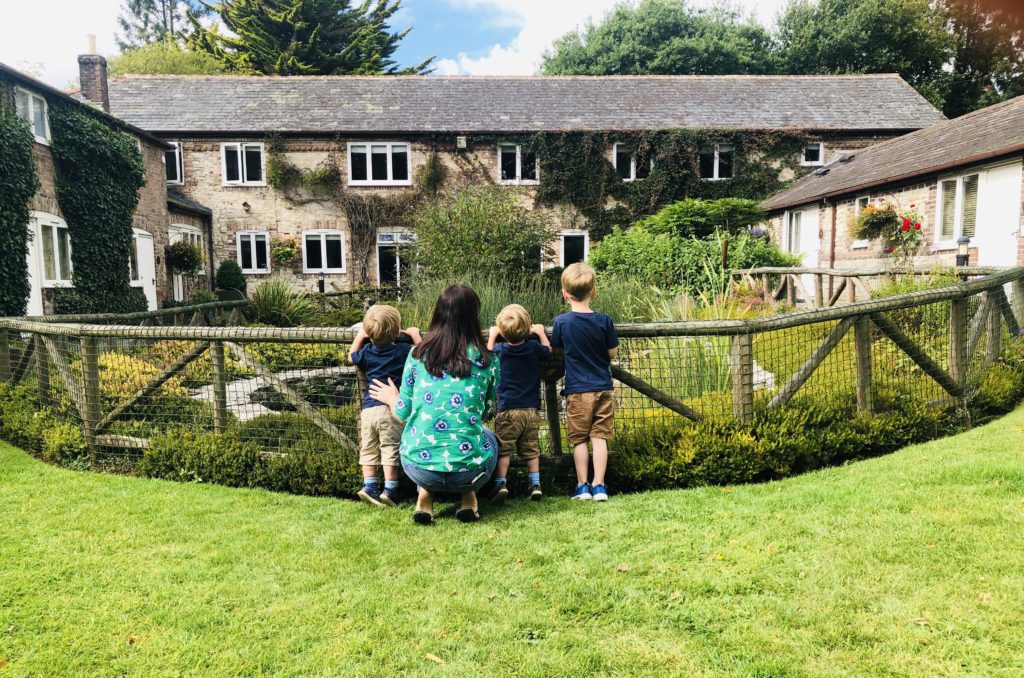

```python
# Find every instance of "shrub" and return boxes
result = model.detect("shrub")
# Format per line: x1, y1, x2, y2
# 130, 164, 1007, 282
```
254, 448, 361, 497
974, 346, 1024, 415
0, 383, 54, 453
248, 280, 314, 327
636, 198, 767, 238
140, 430, 262, 487
42, 422, 87, 464
216, 259, 247, 295
587, 225, 683, 289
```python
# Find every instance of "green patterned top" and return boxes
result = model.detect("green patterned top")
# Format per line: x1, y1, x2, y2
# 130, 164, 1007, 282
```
395, 347, 500, 473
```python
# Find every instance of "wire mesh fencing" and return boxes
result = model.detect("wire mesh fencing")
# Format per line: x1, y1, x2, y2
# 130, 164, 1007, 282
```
1, 269, 1023, 463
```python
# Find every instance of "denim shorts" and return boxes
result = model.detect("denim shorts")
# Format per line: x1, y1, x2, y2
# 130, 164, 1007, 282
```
401, 428, 499, 493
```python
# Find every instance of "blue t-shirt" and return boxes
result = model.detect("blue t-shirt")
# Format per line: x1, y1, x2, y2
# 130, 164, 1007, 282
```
493, 340, 551, 411
550, 311, 619, 395
351, 342, 414, 409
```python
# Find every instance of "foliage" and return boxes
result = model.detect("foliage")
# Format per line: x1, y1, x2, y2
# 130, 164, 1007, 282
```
974, 339, 1024, 414
108, 37, 227, 75
116, 1, 212, 49
0, 84, 39, 316
48, 100, 148, 315
587, 225, 683, 289
167, 239, 204, 275
852, 199, 924, 266
248, 279, 314, 327
215, 259, 247, 294
541, 0, 779, 75
187, 0, 432, 75
0, 383, 53, 453
411, 185, 551, 280
269, 236, 300, 267
636, 198, 767, 238
254, 447, 361, 496
41, 422, 87, 464
141, 429, 262, 487
95, 353, 187, 400
249, 341, 346, 372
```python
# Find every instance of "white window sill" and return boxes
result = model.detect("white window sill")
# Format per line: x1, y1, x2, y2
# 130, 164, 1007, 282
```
851, 240, 870, 250
701, 177, 731, 182
348, 180, 413, 187
33, 136, 51, 146
222, 182, 267, 188
800, 161, 824, 167
167, 180, 184, 187
499, 179, 540, 186
934, 241, 959, 252
303, 269, 346, 275
42, 281, 73, 289
241, 269, 271, 275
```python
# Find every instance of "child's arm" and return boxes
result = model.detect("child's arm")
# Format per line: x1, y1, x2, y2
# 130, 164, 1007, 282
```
606, 318, 620, 359
404, 326, 422, 345
348, 328, 368, 364
531, 324, 551, 349
486, 326, 500, 351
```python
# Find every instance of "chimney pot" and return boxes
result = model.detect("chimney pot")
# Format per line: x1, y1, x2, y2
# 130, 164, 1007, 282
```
86, 34, 96, 55
78, 52, 110, 113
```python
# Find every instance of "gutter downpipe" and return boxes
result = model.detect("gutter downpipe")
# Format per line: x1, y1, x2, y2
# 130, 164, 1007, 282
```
825, 198, 838, 299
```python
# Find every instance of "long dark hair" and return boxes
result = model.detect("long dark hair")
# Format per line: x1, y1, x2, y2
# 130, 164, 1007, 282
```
413, 284, 490, 378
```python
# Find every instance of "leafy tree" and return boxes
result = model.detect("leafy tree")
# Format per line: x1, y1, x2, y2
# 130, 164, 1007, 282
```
542, 0, 779, 75
109, 38, 227, 75
187, 0, 432, 75
636, 198, 768, 239
116, 0, 211, 49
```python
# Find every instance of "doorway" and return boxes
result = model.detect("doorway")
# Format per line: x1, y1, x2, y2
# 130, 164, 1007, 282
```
130, 229, 158, 310
376, 230, 414, 287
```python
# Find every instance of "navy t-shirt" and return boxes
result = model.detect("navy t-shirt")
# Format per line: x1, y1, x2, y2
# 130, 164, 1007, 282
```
351, 342, 414, 409
550, 311, 619, 395
493, 340, 551, 411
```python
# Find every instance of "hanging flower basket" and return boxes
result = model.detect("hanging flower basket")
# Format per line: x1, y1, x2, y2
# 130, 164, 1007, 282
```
271, 236, 300, 267
167, 240, 204, 276
852, 200, 923, 268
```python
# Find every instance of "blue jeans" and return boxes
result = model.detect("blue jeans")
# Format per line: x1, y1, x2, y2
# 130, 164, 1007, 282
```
401, 428, 499, 494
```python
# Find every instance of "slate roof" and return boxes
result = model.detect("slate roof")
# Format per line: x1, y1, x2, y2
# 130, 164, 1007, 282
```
168, 190, 212, 217
106, 73, 945, 135
762, 96, 1024, 211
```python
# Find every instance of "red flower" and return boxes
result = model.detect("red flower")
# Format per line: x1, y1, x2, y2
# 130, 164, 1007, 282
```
888, 246, 895, 253
914, 223, 921, 230
902, 218, 911, 228
910, 203, 916, 208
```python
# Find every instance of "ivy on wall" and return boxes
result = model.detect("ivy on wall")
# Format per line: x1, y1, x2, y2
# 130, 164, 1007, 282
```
48, 100, 147, 314
0, 81, 40, 316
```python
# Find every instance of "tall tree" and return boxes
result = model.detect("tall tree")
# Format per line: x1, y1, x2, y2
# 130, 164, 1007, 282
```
187, 0, 432, 75
109, 38, 228, 75
116, 0, 211, 49
541, 0, 779, 76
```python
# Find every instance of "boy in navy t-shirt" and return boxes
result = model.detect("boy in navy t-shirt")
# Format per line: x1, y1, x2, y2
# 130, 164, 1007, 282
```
487, 304, 551, 502
550, 263, 619, 502
349, 305, 421, 507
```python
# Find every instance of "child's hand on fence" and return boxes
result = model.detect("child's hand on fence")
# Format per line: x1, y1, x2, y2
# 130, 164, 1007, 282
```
532, 323, 551, 347
487, 326, 500, 350
404, 326, 422, 344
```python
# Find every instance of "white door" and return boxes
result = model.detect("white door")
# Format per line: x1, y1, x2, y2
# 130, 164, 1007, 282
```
26, 222, 42, 316
131, 229, 158, 311
785, 206, 820, 299
974, 161, 1022, 268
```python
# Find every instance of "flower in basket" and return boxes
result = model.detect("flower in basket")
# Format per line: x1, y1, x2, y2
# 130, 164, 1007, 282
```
270, 236, 300, 266
167, 240, 204, 276
852, 198, 924, 267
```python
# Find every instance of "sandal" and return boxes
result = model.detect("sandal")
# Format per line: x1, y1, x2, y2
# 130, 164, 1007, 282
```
455, 507, 481, 523
413, 510, 434, 526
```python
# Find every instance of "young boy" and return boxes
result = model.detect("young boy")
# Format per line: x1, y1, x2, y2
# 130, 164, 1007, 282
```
550, 263, 619, 502
486, 304, 551, 502
349, 305, 421, 507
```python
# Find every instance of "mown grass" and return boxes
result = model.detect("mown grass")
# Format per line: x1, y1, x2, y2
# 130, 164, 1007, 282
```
2, 408, 1024, 676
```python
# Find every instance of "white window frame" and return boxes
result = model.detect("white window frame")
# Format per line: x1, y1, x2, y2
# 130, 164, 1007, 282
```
346, 142, 412, 186
302, 229, 347, 274
236, 230, 271, 274
699, 143, 734, 181
169, 224, 206, 275
34, 213, 73, 287
801, 142, 826, 167
612, 143, 652, 182
784, 210, 802, 255
221, 142, 266, 186
15, 87, 50, 145
935, 172, 980, 249
559, 229, 589, 268
497, 144, 539, 185
165, 141, 184, 185
851, 195, 870, 249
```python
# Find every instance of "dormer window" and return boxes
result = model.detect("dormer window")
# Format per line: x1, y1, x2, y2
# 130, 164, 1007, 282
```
14, 87, 50, 145
802, 142, 825, 166
498, 144, 538, 185
613, 143, 651, 182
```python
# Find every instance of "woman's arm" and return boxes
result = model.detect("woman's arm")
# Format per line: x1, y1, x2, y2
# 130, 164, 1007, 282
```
368, 378, 403, 420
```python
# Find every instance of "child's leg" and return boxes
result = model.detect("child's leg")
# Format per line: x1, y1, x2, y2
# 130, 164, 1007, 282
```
590, 437, 608, 486
573, 442, 590, 485
495, 454, 512, 483
358, 409, 382, 490
383, 465, 401, 482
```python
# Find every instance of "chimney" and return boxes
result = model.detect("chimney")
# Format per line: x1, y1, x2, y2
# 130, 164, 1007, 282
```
78, 34, 110, 112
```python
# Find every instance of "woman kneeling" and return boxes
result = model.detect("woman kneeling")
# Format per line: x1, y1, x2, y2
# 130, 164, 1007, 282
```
369, 284, 499, 525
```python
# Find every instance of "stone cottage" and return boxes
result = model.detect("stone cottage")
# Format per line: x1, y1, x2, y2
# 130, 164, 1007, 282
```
99, 71, 946, 294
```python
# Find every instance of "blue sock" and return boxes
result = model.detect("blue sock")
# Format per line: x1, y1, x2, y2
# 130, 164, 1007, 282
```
363, 476, 378, 489
528, 471, 541, 486
384, 479, 399, 490
494, 477, 507, 487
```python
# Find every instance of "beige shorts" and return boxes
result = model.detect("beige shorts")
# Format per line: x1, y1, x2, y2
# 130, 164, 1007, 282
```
565, 391, 615, 446
494, 408, 542, 460
359, 405, 403, 467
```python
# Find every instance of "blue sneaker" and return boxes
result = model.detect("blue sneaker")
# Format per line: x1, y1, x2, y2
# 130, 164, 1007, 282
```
592, 484, 609, 502
572, 483, 592, 501
357, 485, 383, 507
380, 487, 401, 507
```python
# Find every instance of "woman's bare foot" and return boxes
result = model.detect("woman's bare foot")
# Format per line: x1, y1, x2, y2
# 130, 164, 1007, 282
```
460, 490, 478, 513
415, 488, 434, 515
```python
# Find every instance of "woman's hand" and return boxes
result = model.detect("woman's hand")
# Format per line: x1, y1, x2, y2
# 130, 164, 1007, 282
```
368, 378, 399, 407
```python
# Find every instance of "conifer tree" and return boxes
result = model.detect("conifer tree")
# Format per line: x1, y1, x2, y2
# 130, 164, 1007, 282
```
116, 0, 211, 49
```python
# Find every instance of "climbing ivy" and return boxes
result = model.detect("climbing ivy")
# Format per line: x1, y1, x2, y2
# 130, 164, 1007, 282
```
0, 81, 40, 316
48, 100, 147, 314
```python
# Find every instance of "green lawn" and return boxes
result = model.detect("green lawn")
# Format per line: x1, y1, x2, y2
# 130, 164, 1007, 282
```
2, 411, 1024, 677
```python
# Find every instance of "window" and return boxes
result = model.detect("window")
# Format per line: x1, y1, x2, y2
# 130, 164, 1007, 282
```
613, 143, 650, 182
236, 231, 270, 274
498, 144, 539, 184
165, 142, 184, 185
560, 230, 589, 268
170, 225, 205, 274
802, 142, 825, 166
221, 143, 265, 186
937, 173, 979, 244
14, 87, 49, 144
36, 216, 72, 286
347, 142, 411, 186
303, 230, 346, 274
699, 144, 733, 181
785, 211, 802, 254
851, 195, 870, 249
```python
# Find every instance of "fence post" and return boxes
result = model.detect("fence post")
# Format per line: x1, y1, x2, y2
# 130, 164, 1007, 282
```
854, 315, 873, 413
846, 277, 857, 303
786, 275, 797, 306
731, 333, 754, 421
34, 335, 50, 406
0, 330, 10, 383
814, 274, 824, 308
80, 335, 102, 454
985, 290, 1002, 366
949, 297, 969, 388
1012, 279, 1024, 331
210, 341, 229, 433
761, 273, 770, 302
544, 378, 563, 456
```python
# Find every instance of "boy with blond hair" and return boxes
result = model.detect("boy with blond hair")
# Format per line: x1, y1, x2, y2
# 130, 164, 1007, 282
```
487, 304, 551, 501
551, 263, 619, 501
349, 304, 420, 507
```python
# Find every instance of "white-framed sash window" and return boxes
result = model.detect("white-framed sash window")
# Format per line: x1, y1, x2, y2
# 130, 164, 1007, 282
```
221, 142, 265, 186
236, 231, 270, 274
936, 173, 979, 248
170, 224, 206, 274
347, 142, 411, 186
801, 142, 825, 166
498, 144, 539, 185
785, 210, 802, 255
165, 141, 184, 185
613, 143, 651, 182
851, 195, 870, 249
699, 143, 733, 181
14, 87, 50, 145
36, 214, 72, 286
303, 230, 346, 274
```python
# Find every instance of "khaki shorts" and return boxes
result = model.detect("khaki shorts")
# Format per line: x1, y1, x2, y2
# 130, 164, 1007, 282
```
494, 408, 542, 460
565, 391, 615, 446
359, 405, 403, 467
